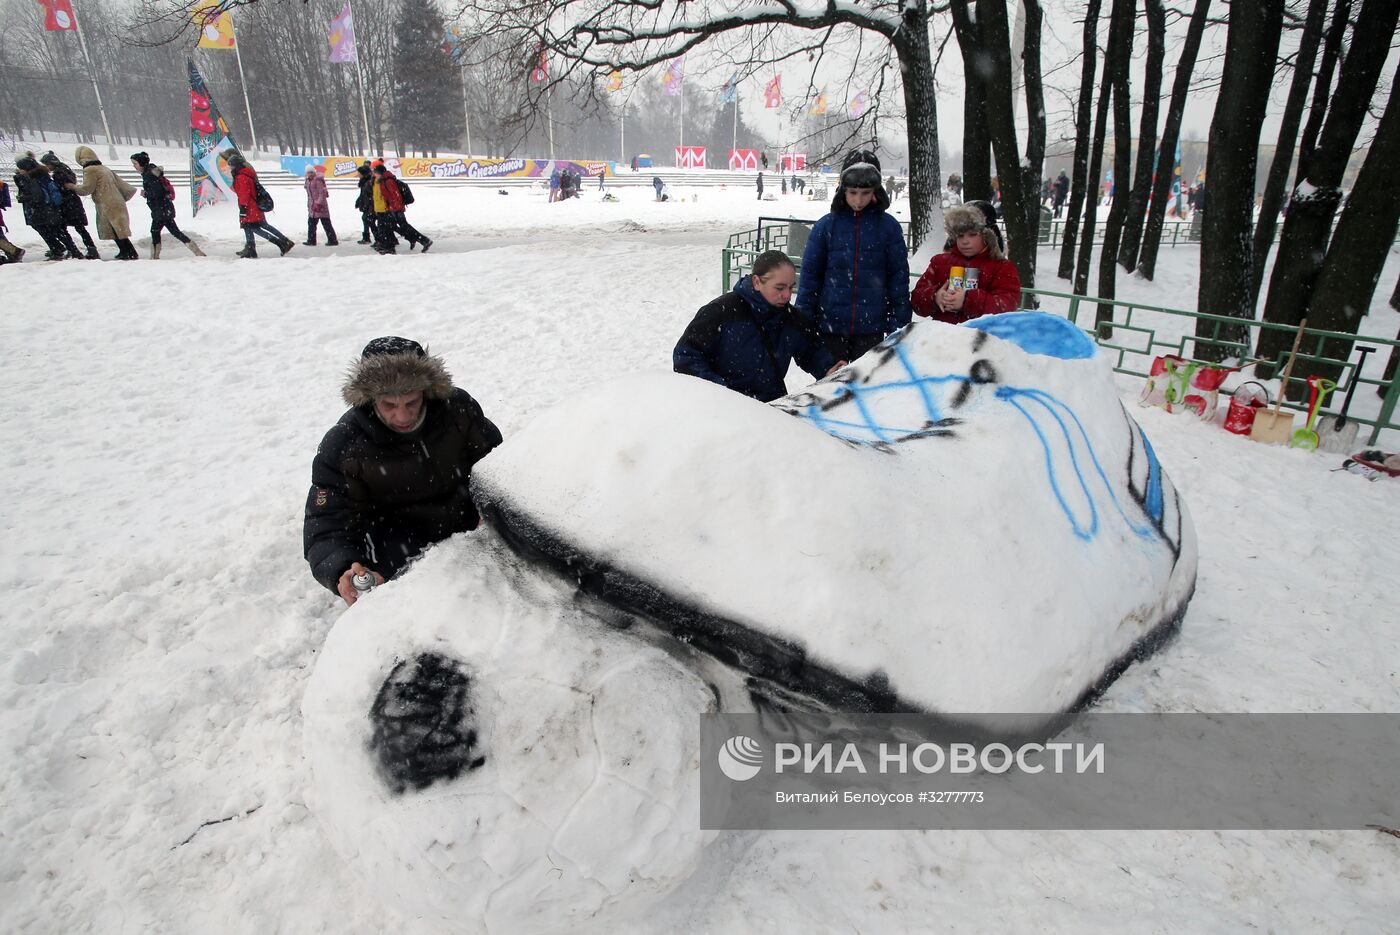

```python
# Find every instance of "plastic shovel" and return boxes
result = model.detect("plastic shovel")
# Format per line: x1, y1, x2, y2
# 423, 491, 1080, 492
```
1288, 375, 1336, 450
1250, 319, 1307, 445
1317, 345, 1377, 454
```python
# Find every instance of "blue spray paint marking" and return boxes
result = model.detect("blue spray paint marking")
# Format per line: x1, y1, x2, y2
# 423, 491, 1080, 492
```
1139, 429, 1164, 522
799, 347, 968, 445
996, 386, 1157, 542
963, 312, 1097, 360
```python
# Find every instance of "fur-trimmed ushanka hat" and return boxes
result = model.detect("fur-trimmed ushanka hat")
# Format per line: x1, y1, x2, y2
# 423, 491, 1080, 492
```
341, 336, 454, 408
943, 200, 1005, 258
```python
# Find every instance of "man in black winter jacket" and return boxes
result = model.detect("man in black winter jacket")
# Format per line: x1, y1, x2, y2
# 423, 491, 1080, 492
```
304, 337, 503, 605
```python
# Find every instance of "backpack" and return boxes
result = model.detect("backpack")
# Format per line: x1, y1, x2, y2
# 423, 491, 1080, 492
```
397, 178, 414, 205
41, 176, 63, 207
254, 179, 274, 212
161, 175, 176, 203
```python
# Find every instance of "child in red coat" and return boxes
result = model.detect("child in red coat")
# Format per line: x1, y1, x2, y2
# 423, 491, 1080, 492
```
911, 201, 1022, 323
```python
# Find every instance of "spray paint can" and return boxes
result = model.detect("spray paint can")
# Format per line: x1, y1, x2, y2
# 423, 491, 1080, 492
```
949, 265, 965, 290
352, 570, 375, 595
964, 267, 980, 291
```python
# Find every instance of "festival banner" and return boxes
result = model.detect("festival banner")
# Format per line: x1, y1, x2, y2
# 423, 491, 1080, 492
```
288, 155, 610, 181
764, 75, 781, 109
328, 3, 357, 63
719, 74, 738, 105
809, 90, 828, 116
37, 0, 76, 31
606, 70, 623, 93
780, 153, 806, 172
728, 148, 758, 171
530, 49, 548, 82
1171, 140, 1184, 216
662, 58, 685, 97
187, 58, 238, 214
675, 146, 706, 169
849, 90, 869, 118
193, 0, 236, 50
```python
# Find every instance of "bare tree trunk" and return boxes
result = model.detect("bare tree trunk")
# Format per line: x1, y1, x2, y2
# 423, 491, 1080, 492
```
1074, 15, 1115, 297
1058, 0, 1103, 280
1295, 0, 1352, 184
973, 0, 1038, 288
1115, 0, 1163, 271
894, 3, 944, 254
1137, 0, 1211, 280
1256, 0, 1400, 378
1294, 62, 1400, 385
950, 0, 992, 201
1021, 0, 1046, 301
1195, 0, 1284, 363
1096, 0, 1134, 330
1249, 0, 1328, 305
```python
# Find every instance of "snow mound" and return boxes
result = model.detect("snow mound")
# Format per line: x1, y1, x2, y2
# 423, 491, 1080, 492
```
474, 313, 1198, 724
303, 535, 738, 934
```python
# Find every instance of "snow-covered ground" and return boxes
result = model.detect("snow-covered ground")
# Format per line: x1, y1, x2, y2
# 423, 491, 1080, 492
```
2, 178, 1398, 934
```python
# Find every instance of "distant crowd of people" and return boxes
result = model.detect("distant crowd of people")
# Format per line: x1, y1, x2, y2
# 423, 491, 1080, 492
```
1, 147, 433, 262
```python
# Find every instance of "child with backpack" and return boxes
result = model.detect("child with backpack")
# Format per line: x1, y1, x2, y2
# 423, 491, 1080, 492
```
13, 153, 81, 261
132, 152, 205, 259
224, 149, 294, 259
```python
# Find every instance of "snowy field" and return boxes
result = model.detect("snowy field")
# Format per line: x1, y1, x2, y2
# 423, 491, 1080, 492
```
2, 173, 1399, 934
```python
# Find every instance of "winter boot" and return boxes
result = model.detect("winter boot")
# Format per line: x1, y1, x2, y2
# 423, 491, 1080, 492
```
151, 243, 162, 260
237, 244, 258, 259
419, 237, 432, 253
304, 220, 317, 247
67, 247, 83, 260
186, 240, 206, 257
278, 238, 294, 256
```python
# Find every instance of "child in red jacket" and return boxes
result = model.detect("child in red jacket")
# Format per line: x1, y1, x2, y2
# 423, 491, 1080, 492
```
911, 201, 1022, 323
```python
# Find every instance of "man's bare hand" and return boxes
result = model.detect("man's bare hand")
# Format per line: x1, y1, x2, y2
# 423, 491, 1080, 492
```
336, 562, 385, 606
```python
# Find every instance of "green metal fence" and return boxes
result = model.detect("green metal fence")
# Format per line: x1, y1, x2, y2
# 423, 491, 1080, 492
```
719, 226, 1399, 445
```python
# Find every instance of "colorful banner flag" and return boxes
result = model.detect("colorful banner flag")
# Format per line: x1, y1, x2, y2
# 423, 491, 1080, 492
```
780, 153, 806, 172
530, 49, 548, 83
809, 89, 828, 116
662, 58, 685, 97
849, 90, 869, 118
719, 73, 738, 105
328, 3, 357, 63
606, 70, 623, 93
187, 58, 238, 215
37, 0, 76, 31
763, 75, 781, 109
442, 26, 468, 63
1171, 140, 1183, 215
193, 0, 236, 50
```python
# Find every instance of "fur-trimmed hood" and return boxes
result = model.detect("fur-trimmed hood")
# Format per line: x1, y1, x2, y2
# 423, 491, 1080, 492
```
75, 145, 100, 167
342, 337, 454, 407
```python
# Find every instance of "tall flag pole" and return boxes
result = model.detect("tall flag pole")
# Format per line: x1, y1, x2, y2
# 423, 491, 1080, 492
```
329, 2, 371, 154
720, 73, 739, 154
40, 0, 117, 158
193, 0, 259, 154
187, 57, 239, 215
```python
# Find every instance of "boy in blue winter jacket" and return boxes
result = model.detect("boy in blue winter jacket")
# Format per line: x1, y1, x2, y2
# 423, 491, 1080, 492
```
796, 150, 912, 362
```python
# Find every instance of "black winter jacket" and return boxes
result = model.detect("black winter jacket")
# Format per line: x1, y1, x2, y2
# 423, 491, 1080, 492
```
303, 388, 503, 593
140, 166, 176, 222
47, 162, 90, 226
13, 170, 63, 229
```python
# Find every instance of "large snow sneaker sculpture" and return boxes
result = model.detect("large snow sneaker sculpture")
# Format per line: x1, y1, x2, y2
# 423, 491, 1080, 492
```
303, 312, 1196, 934
474, 312, 1197, 718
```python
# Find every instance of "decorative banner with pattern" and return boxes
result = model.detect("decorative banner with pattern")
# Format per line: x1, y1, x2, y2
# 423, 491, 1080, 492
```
728, 148, 758, 170
192, 0, 236, 49
187, 58, 238, 214
764, 75, 781, 109
283, 155, 610, 181
675, 146, 706, 169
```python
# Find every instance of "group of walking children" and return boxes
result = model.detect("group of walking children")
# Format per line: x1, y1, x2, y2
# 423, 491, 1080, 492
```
353, 159, 432, 255
674, 149, 1022, 403
4, 146, 212, 263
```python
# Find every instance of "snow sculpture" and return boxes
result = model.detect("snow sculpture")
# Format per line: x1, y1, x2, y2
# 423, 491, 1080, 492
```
304, 312, 1197, 933
303, 537, 747, 935
473, 312, 1197, 719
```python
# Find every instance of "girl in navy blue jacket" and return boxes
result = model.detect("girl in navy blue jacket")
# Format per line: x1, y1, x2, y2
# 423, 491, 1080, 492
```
796, 151, 912, 362
674, 250, 839, 403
